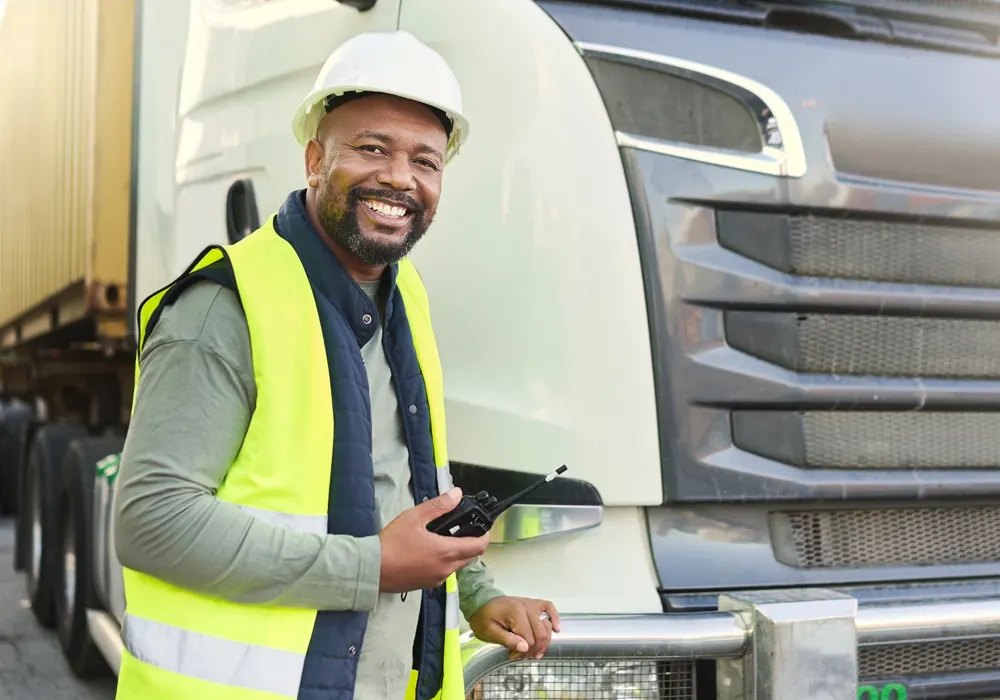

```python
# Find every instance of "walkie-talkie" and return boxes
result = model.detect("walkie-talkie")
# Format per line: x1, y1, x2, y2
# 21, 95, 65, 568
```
427, 465, 568, 537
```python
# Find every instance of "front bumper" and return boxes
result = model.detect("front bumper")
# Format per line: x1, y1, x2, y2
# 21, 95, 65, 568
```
462, 589, 1000, 700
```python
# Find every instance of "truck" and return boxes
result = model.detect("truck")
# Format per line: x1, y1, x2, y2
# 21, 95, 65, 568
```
2, 0, 1000, 697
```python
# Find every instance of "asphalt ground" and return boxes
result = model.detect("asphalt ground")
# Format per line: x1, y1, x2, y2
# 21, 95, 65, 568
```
0, 518, 117, 700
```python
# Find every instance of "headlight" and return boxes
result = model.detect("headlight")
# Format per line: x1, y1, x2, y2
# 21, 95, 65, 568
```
467, 659, 694, 700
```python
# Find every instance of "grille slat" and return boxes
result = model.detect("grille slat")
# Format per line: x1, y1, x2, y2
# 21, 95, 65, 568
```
860, 638, 1000, 680
467, 660, 694, 700
790, 217, 1000, 288
772, 507, 1000, 569
733, 411, 1000, 469
717, 211, 1000, 288
726, 311, 1000, 378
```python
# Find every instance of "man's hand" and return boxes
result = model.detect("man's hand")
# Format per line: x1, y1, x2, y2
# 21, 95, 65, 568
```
468, 596, 561, 660
379, 488, 491, 592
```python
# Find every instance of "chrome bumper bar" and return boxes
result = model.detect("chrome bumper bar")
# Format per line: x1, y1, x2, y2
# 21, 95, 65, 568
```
462, 590, 1000, 698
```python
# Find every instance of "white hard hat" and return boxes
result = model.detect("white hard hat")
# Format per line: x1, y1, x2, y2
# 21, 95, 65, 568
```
292, 30, 469, 163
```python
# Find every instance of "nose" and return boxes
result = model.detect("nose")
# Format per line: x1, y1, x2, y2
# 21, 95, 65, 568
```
376, 153, 416, 192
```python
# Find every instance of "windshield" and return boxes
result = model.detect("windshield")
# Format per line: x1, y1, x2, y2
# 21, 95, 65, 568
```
551, 0, 1000, 56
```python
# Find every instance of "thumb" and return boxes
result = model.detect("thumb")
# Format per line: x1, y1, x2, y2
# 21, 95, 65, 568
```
417, 487, 462, 521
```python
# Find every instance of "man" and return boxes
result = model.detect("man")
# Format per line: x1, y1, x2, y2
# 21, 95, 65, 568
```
112, 30, 560, 700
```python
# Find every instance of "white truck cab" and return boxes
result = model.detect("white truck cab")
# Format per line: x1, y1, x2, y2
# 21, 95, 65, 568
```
133, 0, 664, 617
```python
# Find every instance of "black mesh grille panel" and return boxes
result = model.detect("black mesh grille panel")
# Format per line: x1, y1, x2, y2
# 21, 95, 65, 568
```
790, 216, 1000, 287
716, 211, 1000, 287
726, 311, 1000, 378
859, 638, 1000, 680
466, 660, 694, 700
772, 507, 1000, 568
732, 411, 1000, 468
584, 56, 761, 153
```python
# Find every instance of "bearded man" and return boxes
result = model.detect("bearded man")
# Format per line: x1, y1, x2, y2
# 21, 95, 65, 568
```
112, 30, 559, 700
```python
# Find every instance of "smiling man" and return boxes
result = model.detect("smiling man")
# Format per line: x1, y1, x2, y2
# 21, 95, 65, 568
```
112, 31, 559, 700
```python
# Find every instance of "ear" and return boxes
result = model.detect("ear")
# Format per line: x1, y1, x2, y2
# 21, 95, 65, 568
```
304, 138, 325, 188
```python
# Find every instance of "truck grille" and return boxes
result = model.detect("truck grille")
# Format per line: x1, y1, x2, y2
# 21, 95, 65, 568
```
717, 210, 1000, 288
771, 507, 1000, 568
733, 411, 1000, 469
860, 638, 1000, 680
467, 660, 694, 700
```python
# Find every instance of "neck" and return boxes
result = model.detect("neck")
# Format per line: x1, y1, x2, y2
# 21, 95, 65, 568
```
305, 187, 386, 283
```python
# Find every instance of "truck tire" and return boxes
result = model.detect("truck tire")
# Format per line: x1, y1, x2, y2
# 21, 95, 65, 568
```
21, 422, 88, 628
0, 400, 33, 516
14, 418, 38, 571
55, 435, 123, 678
12, 418, 39, 572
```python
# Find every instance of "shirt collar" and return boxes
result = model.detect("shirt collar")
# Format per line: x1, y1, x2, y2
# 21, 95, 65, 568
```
273, 190, 398, 345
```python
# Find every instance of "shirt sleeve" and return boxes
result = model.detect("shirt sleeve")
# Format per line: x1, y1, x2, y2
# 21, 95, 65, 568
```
113, 280, 381, 611
456, 556, 506, 621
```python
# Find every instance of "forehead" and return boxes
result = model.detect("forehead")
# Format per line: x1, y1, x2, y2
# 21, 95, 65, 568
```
319, 93, 447, 146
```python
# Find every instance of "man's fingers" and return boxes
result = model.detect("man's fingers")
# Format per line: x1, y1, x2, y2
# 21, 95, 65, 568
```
508, 608, 536, 659
489, 623, 529, 656
446, 533, 490, 561
526, 607, 552, 660
542, 601, 562, 633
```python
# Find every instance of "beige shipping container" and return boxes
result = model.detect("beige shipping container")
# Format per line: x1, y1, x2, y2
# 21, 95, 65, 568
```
0, 0, 136, 349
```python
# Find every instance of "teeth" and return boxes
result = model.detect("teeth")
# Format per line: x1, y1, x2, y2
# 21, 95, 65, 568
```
363, 199, 407, 219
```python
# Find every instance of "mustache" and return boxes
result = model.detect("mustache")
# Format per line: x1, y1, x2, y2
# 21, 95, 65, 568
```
350, 187, 423, 214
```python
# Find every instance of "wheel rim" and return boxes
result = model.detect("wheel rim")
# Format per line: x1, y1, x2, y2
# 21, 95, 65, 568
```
30, 473, 42, 583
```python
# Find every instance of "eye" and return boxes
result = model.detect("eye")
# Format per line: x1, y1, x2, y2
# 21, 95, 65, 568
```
415, 158, 440, 171
358, 144, 387, 155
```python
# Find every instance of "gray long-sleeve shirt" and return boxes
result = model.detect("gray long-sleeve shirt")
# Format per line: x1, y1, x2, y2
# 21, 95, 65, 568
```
114, 277, 503, 700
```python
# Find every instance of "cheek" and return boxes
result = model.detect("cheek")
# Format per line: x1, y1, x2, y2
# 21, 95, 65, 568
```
330, 165, 361, 191
418, 178, 444, 214
318, 173, 350, 212
320, 158, 369, 203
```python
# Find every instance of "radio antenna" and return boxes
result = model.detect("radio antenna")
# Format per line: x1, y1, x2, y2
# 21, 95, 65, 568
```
486, 465, 567, 518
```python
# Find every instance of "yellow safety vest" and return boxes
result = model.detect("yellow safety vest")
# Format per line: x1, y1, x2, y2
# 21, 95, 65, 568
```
115, 216, 465, 700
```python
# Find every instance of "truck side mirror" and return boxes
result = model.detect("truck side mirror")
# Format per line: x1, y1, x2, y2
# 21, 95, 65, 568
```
225, 179, 261, 244
334, 0, 377, 10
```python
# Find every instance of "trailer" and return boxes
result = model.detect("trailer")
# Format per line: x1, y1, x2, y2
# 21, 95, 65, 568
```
4, 0, 1000, 698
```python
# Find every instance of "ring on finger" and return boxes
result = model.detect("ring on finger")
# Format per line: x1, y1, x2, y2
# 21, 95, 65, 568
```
539, 611, 550, 622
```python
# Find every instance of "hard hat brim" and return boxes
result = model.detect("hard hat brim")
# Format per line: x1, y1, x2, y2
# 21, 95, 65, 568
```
291, 85, 470, 163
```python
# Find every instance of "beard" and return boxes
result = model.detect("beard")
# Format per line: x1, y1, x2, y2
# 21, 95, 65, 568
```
315, 184, 430, 267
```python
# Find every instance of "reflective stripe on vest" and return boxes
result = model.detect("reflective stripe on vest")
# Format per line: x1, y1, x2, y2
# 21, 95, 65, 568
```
239, 504, 328, 535
122, 613, 307, 698
115, 218, 465, 700
436, 465, 453, 495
